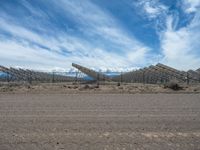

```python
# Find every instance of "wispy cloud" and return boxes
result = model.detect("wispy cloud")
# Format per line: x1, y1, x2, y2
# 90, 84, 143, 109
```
160, 12, 200, 70
53, 0, 151, 56
183, 0, 200, 13
0, 0, 199, 71
134, 0, 168, 19
0, 0, 152, 71
135, 0, 200, 70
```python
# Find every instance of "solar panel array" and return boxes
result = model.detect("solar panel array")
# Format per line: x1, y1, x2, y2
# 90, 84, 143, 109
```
1, 64, 200, 84
72, 63, 200, 84
112, 63, 200, 84
0, 65, 75, 83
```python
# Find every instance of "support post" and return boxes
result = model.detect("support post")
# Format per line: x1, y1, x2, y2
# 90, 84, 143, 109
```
120, 72, 123, 83
142, 71, 145, 84
187, 72, 189, 85
52, 72, 55, 83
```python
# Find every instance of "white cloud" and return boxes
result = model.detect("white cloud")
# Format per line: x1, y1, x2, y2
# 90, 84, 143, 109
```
134, 0, 200, 70
135, 0, 168, 19
183, 0, 200, 13
0, 0, 152, 71
144, 2, 167, 18
0, 38, 132, 71
160, 13, 200, 70
1, 0, 199, 72
51, 0, 151, 59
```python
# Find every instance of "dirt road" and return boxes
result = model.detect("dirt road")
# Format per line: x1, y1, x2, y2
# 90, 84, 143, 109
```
0, 94, 200, 150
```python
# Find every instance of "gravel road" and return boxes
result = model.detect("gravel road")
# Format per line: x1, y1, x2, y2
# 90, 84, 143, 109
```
0, 94, 200, 150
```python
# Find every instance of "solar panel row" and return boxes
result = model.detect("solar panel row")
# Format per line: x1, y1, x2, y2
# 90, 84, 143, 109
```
0, 65, 75, 83
1, 64, 199, 84
72, 63, 200, 84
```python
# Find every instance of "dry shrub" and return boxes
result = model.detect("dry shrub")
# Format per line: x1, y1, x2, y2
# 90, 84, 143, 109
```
164, 82, 183, 90
93, 84, 99, 88
73, 86, 78, 89
78, 84, 99, 90
79, 85, 88, 91
83, 84, 90, 89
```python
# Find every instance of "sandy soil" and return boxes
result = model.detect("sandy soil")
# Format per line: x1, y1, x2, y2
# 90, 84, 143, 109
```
0, 93, 200, 150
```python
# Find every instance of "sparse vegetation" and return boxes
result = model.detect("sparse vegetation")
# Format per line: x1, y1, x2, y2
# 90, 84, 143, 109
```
0, 82, 200, 93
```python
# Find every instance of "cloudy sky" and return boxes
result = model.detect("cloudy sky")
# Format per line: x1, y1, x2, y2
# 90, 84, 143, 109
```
0, 0, 200, 71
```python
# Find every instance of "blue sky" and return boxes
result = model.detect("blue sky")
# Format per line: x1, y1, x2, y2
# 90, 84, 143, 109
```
0, 0, 200, 71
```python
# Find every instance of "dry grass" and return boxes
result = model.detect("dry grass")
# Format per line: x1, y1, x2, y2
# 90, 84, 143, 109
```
0, 82, 200, 94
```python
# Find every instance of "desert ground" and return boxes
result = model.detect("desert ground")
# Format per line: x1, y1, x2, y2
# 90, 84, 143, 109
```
0, 89, 200, 150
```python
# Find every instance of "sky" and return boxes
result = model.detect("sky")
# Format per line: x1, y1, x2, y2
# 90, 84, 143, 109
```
0, 0, 200, 71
